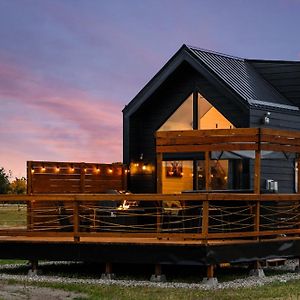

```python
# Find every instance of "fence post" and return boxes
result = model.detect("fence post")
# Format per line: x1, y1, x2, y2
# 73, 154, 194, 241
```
73, 201, 80, 242
254, 198, 260, 241
201, 196, 209, 242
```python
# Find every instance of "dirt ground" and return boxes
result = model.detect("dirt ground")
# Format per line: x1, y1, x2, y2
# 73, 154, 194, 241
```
0, 281, 86, 300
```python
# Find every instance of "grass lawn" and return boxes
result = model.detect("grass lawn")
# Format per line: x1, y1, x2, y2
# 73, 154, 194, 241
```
0, 204, 26, 227
2, 277, 300, 300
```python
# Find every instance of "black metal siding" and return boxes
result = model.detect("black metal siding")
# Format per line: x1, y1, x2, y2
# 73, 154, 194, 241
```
127, 62, 249, 193
250, 108, 300, 193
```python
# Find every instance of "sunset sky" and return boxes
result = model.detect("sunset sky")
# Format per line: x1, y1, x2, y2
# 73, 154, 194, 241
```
1, 0, 300, 178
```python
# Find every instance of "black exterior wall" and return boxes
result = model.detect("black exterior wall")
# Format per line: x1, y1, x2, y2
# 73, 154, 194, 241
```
249, 107, 300, 193
123, 46, 300, 194
124, 62, 248, 193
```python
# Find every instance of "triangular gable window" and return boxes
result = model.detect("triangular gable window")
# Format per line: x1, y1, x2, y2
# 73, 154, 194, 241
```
158, 94, 193, 131
158, 92, 233, 132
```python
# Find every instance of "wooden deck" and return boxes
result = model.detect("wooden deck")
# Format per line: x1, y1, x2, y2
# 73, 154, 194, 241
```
1, 192, 300, 267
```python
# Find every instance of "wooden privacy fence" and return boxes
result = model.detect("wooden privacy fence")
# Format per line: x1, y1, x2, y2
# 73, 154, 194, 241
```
1, 193, 300, 242
27, 161, 127, 194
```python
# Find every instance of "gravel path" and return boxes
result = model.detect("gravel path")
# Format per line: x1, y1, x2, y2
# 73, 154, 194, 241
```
0, 260, 300, 292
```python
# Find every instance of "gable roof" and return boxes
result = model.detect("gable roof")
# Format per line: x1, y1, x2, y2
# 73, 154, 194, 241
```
123, 44, 299, 117
249, 59, 300, 108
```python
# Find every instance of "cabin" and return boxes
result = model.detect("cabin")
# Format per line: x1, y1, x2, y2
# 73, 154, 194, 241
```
1, 45, 300, 282
123, 44, 300, 195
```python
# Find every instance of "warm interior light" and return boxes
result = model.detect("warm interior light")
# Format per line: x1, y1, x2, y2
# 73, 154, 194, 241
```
135, 163, 139, 167
70, 165, 75, 172
41, 166, 46, 172
108, 168, 113, 174
142, 165, 147, 171
55, 166, 60, 172
31, 168, 35, 174
84, 168, 87, 173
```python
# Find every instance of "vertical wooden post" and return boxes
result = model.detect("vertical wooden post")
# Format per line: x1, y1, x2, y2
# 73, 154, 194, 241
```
202, 198, 209, 240
207, 265, 215, 279
202, 152, 210, 241
155, 263, 162, 276
105, 262, 112, 274
254, 150, 261, 194
205, 151, 211, 191
156, 152, 163, 193
254, 149, 261, 240
73, 201, 80, 242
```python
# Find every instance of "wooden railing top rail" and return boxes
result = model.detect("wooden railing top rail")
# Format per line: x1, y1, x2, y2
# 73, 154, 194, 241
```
156, 127, 300, 153
1, 193, 300, 202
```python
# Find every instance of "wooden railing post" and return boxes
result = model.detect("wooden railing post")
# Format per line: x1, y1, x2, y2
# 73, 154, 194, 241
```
254, 147, 261, 240
201, 196, 209, 242
205, 151, 211, 190
73, 201, 80, 242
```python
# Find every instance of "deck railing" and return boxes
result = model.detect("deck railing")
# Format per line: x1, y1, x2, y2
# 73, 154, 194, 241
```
1, 193, 300, 242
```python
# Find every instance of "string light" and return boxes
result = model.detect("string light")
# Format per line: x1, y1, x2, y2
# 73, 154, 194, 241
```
96, 165, 100, 173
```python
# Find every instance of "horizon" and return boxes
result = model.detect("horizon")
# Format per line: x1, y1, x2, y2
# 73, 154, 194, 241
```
1, 0, 300, 178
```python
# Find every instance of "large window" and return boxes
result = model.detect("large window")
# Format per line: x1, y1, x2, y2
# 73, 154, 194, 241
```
158, 94, 193, 131
158, 92, 236, 193
198, 94, 234, 129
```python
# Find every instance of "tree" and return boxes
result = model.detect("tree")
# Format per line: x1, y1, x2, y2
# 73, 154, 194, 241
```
0, 167, 10, 194
9, 177, 27, 194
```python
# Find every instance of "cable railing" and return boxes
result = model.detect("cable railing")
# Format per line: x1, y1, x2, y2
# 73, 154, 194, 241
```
1, 193, 300, 242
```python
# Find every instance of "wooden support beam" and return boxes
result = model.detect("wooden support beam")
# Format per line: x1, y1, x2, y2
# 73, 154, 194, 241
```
207, 265, 215, 279
30, 259, 38, 272
155, 263, 162, 276
105, 262, 112, 274
73, 201, 80, 242
156, 152, 163, 193
205, 151, 211, 190
254, 150, 261, 194
201, 200, 209, 240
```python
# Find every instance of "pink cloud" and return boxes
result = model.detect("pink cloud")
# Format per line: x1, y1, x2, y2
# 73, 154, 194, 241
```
0, 59, 123, 177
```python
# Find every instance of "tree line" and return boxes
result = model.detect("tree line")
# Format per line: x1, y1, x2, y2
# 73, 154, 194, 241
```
0, 167, 26, 194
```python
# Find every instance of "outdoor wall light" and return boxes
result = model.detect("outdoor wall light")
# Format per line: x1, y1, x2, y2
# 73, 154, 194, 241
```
70, 165, 75, 172
31, 168, 35, 174
41, 165, 46, 172
263, 112, 271, 124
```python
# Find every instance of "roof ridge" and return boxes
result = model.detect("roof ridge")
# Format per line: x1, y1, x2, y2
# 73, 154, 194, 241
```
186, 44, 244, 61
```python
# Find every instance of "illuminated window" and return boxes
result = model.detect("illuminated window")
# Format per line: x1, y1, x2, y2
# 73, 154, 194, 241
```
198, 93, 234, 129
158, 94, 193, 131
